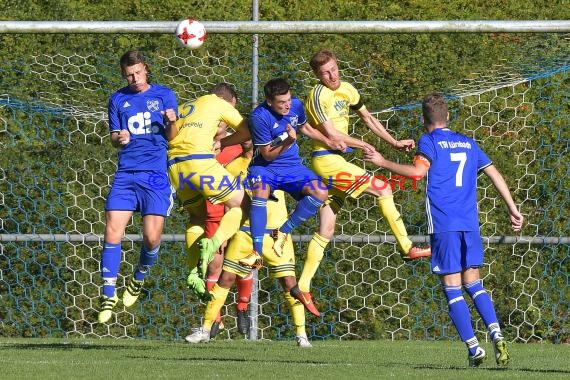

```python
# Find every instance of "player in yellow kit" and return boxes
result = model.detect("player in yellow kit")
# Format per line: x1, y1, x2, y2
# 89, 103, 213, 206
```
168, 83, 246, 285
302, 50, 431, 298
184, 190, 315, 347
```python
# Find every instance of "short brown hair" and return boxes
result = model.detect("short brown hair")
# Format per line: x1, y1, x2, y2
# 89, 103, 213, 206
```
263, 78, 290, 100
309, 49, 337, 73
422, 93, 448, 126
211, 83, 237, 103
119, 50, 146, 71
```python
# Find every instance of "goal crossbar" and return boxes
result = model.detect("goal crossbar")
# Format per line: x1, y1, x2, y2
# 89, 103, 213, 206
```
1, 20, 570, 34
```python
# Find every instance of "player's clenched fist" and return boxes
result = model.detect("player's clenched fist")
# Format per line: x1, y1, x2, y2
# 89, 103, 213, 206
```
117, 129, 130, 146
162, 108, 178, 124
285, 124, 297, 142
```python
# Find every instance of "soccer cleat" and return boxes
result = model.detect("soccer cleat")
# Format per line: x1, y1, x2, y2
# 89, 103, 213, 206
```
122, 277, 144, 307
468, 346, 486, 368
187, 268, 211, 301
296, 334, 312, 348
493, 338, 510, 366
209, 321, 225, 339
236, 309, 250, 335
401, 245, 431, 262
290, 285, 320, 317
198, 237, 219, 277
272, 229, 289, 257
239, 251, 263, 269
98, 294, 118, 323
185, 327, 211, 343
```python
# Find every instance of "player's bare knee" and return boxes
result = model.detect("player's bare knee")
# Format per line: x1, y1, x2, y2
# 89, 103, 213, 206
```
318, 213, 336, 238
251, 183, 271, 199
368, 181, 392, 197
218, 272, 236, 288
279, 277, 296, 292
104, 226, 124, 244
378, 187, 392, 196
319, 224, 335, 239
225, 188, 244, 208
311, 186, 328, 201
142, 233, 162, 249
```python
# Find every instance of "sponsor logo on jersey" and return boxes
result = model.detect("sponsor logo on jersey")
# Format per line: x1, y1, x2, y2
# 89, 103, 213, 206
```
147, 99, 160, 112
127, 112, 153, 134
289, 115, 299, 127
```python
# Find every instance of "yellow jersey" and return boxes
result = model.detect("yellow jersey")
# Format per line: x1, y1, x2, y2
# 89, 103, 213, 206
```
305, 81, 363, 152
168, 94, 245, 159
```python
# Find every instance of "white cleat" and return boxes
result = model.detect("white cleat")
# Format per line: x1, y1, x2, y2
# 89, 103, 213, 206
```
296, 334, 312, 348
468, 346, 486, 367
185, 327, 211, 344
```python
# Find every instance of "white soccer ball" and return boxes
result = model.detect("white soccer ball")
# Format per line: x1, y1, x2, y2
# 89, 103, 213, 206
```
175, 18, 206, 50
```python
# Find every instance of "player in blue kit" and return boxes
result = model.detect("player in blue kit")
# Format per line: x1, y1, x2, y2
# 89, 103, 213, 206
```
364, 93, 523, 367
239, 78, 343, 315
98, 50, 178, 324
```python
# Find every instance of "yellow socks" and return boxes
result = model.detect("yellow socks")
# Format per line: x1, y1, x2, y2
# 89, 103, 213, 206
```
186, 224, 205, 268
284, 291, 306, 337
298, 233, 329, 292
212, 206, 242, 248
378, 195, 412, 253
203, 284, 230, 330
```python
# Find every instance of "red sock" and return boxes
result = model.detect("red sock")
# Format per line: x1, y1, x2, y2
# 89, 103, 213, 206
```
236, 272, 253, 312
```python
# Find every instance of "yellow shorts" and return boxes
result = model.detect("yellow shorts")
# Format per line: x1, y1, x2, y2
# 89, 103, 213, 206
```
225, 156, 251, 178
168, 158, 242, 209
223, 229, 296, 279
312, 153, 374, 210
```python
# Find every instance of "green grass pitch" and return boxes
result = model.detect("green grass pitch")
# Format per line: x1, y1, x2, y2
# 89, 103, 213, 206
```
1, 338, 569, 379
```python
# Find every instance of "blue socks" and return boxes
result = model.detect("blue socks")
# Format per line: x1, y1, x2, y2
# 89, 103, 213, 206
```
250, 194, 324, 254
101, 242, 121, 297
465, 279, 502, 341
443, 280, 504, 354
101, 241, 160, 296
134, 244, 160, 281
280, 195, 324, 234
443, 285, 479, 356
250, 196, 268, 254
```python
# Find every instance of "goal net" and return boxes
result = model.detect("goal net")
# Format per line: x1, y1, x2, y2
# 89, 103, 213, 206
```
0, 30, 568, 343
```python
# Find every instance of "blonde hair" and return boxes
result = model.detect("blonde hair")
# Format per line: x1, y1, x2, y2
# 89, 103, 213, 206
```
309, 49, 337, 73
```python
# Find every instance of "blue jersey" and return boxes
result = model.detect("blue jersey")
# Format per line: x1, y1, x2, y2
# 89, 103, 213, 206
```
108, 84, 178, 172
417, 128, 492, 234
249, 97, 306, 168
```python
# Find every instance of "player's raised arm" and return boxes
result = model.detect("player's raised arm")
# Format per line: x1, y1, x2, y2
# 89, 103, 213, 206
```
298, 122, 346, 152
163, 108, 179, 141
364, 150, 429, 180
355, 107, 415, 152
219, 120, 251, 148
482, 165, 524, 231
318, 118, 376, 152
257, 123, 297, 162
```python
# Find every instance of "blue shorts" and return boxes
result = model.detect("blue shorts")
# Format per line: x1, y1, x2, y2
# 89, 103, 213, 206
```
430, 231, 484, 275
106, 171, 174, 216
247, 164, 326, 200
